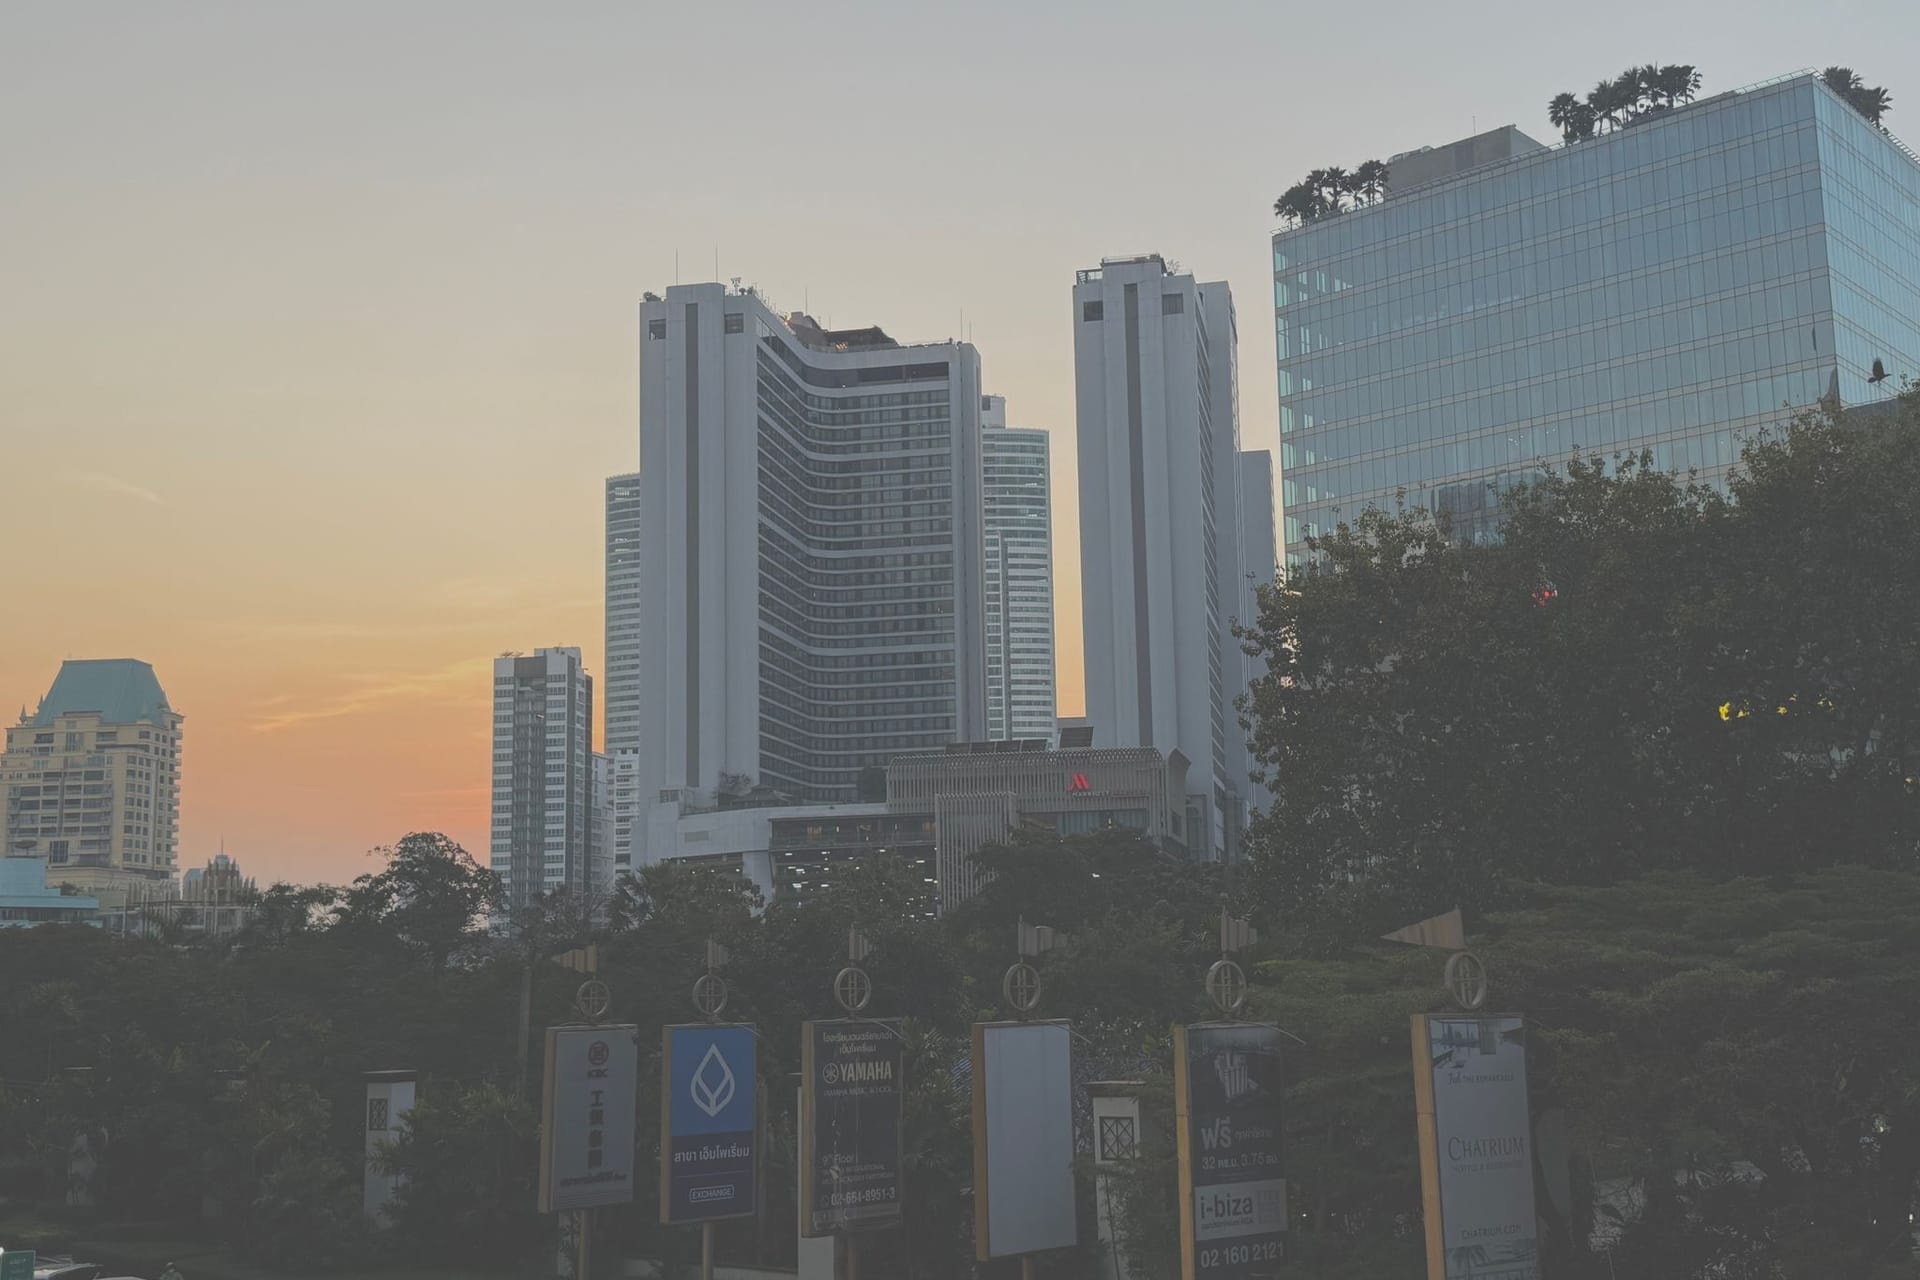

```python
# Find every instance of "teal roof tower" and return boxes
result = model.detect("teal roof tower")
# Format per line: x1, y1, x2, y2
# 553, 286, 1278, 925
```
30, 659, 175, 726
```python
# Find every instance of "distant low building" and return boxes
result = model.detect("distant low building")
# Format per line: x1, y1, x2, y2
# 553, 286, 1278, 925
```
0, 856, 100, 928
644, 740, 1188, 915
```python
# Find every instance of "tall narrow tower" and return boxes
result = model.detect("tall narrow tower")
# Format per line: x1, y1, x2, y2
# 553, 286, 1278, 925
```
980, 394, 1057, 743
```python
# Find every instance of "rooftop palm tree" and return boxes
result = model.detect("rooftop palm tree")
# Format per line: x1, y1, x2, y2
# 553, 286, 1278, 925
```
1587, 77, 1631, 132
1351, 159, 1390, 205
1629, 63, 1665, 115
1823, 66, 1894, 128
1658, 63, 1702, 108
1548, 91, 1597, 141
1318, 166, 1352, 213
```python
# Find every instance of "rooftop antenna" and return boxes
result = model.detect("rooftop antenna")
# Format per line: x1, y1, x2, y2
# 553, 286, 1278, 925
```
674, 249, 680, 285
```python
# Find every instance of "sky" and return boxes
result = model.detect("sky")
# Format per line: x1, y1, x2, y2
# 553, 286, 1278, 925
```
2, 1, 1913, 885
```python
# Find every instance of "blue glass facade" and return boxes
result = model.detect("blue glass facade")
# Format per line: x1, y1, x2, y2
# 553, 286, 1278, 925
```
1273, 73, 1920, 567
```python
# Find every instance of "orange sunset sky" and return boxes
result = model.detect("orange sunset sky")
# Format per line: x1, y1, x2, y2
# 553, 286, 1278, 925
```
4, 3, 1903, 885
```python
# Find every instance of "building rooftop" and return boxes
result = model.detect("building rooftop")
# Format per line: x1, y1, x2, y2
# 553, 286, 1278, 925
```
784, 311, 899, 351
28, 659, 175, 727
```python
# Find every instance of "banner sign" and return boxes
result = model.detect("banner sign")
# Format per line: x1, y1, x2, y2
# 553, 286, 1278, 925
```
660, 1023, 758, 1223
1412, 1015, 1539, 1280
1174, 1023, 1287, 1279
971, 1020, 1077, 1260
537, 1024, 640, 1213
800, 1019, 904, 1236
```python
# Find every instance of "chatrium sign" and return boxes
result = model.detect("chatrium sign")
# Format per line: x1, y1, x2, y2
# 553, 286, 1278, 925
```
1412, 1015, 1539, 1280
660, 1023, 758, 1223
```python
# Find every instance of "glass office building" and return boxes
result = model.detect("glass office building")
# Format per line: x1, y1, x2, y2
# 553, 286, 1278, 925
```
1273, 70, 1920, 567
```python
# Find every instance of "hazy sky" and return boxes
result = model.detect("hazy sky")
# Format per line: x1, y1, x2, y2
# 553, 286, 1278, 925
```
2, 1, 1911, 884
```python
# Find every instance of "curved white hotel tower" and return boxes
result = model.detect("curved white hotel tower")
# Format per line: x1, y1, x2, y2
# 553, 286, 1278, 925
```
633, 284, 987, 858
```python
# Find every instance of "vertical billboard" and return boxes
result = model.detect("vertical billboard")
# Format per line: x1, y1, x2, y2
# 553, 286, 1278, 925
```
538, 1025, 640, 1212
971, 1020, 1077, 1260
800, 1019, 905, 1236
1412, 1015, 1538, 1280
660, 1023, 758, 1223
1174, 1023, 1287, 1279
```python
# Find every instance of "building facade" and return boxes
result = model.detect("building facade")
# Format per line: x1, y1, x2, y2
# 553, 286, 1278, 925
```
0, 857, 100, 928
645, 741, 1187, 917
979, 394, 1058, 743
489, 648, 594, 910
1073, 256, 1267, 860
633, 283, 988, 860
605, 472, 644, 878
1273, 71, 1920, 567
1, 659, 183, 905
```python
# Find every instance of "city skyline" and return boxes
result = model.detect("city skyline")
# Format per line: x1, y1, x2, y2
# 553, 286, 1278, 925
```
5, 3, 1914, 883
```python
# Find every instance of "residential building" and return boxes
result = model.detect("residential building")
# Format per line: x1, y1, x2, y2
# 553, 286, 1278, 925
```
633, 283, 988, 861
489, 648, 593, 911
1, 659, 183, 906
979, 394, 1058, 743
1273, 71, 1920, 568
605, 473, 644, 877
590, 750, 613, 894
610, 751, 639, 881
1073, 255, 1266, 860
0, 857, 100, 928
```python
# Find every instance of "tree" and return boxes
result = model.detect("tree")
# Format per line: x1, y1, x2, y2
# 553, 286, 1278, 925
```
1241, 391, 1920, 930
1549, 92, 1597, 142
1823, 66, 1894, 128
336, 831, 502, 969
1351, 159, 1390, 205
1655, 63, 1702, 109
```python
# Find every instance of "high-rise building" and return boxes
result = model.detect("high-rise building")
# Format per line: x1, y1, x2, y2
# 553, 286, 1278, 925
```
605, 472, 644, 877
590, 750, 613, 894
489, 648, 593, 910
0, 659, 183, 906
1273, 71, 1920, 568
1232, 449, 1279, 818
1073, 255, 1266, 861
979, 394, 1057, 743
633, 283, 987, 861
604, 473, 644, 758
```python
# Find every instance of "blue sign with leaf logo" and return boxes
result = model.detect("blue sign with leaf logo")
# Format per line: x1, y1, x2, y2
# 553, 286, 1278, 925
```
661, 1023, 757, 1223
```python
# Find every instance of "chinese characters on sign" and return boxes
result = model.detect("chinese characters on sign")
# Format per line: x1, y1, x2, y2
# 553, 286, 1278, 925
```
1176, 1023, 1287, 1280
537, 1025, 640, 1213
801, 1019, 904, 1236
660, 1023, 758, 1223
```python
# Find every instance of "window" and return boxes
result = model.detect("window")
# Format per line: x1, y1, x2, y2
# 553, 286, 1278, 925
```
368, 1097, 389, 1131
647, 318, 667, 340
724, 312, 745, 334
1099, 1114, 1137, 1160
1163, 293, 1185, 315
1082, 301, 1103, 322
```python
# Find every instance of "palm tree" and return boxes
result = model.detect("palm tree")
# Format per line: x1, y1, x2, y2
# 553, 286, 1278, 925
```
1629, 64, 1664, 115
1548, 91, 1597, 142
1319, 166, 1352, 213
1352, 159, 1390, 205
1822, 65, 1864, 99
1824, 67, 1893, 129
1273, 182, 1316, 226
1659, 63, 1702, 108
1850, 83, 1893, 128
1587, 78, 1630, 132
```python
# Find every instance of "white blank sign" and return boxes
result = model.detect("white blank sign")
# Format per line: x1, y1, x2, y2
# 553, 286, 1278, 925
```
974, 1020, 1077, 1259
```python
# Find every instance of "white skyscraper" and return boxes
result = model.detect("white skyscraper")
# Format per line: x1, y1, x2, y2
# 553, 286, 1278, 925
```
1072, 254, 1268, 861
633, 283, 987, 859
604, 473, 643, 877
489, 647, 594, 909
979, 394, 1057, 742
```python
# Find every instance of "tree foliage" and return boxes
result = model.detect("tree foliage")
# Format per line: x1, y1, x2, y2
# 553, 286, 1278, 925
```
1548, 63, 1702, 141
1242, 396, 1920, 934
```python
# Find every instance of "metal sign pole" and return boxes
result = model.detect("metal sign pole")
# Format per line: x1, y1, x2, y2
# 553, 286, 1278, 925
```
576, 1208, 591, 1279
701, 1221, 715, 1280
